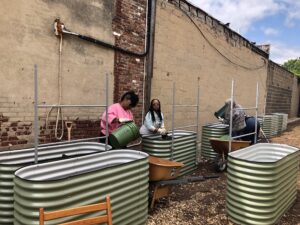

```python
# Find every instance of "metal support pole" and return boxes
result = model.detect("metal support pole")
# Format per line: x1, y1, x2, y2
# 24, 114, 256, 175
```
229, 79, 234, 153
254, 82, 259, 144
34, 65, 39, 164
38, 104, 107, 108
105, 73, 109, 150
171, 82, 175, 160
196, 83, 200, 165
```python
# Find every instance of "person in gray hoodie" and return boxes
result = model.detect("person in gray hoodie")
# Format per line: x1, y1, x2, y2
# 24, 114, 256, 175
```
223, 99, 259, 144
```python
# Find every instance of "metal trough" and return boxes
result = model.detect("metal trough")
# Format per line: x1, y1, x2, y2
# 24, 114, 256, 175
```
201, 123, 229, 159
0, 142, 110, 225
142, 130, 197, 176
226, 143, 299, 225
13, 150, 149, 225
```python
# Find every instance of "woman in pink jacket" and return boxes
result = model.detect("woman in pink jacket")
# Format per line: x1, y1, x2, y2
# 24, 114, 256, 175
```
100, 91, 139, 141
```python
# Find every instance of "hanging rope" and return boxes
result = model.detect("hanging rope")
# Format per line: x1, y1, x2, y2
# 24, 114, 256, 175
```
46, 34, 64, 140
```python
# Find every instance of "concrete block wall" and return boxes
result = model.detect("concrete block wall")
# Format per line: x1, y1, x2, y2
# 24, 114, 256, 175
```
265, 61, 295, 116
290, 76, 300, 117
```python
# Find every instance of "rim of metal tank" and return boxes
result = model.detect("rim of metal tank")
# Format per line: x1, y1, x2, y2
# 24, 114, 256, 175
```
142, 130, 196, 140
203, 122, 229, 128
0, 142, 111, 165
14, 150, 149, 181
229, 143, 299, 163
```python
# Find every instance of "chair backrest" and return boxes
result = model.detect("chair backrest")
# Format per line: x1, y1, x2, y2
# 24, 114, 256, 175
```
39, 195, 112, 225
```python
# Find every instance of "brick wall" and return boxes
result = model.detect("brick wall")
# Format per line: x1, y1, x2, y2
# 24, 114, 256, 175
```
0, 0, 115, 148
0, 96, 101, 146
265, 61, 294, 116
0, 0, 149, 148
112, 0, 147, 126
152, 1, 268, 131
39, 119, 100, 144
0, 97, 32, 147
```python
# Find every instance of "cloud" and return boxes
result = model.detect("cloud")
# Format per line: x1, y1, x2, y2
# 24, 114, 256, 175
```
186, 0, 300, 31
281, 0, 300, 27
269, 41, 300, 64
185, 0, 300, 63
186, 0, 281, 33
263, 27, 279, 36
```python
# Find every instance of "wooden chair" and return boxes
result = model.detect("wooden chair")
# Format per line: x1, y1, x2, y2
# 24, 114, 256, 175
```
39, 195, 112, 225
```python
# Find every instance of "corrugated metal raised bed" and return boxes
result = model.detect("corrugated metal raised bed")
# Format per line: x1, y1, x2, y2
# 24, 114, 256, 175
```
13, 150, 149, 225
142, 130, 197, 176
226, 143, 299, 225
259, 115, 274, 138
201, 123, 229, 159
0, 142, 110, 225
272, 113, 288, 132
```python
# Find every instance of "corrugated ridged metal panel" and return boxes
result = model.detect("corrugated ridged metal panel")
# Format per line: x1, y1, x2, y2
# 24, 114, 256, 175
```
142, 130, 197, 175
272, 113, 283, 134
259, 114, 289, 138
13, 150, 149, 225
272, 113, 288, 131
201, 123, 229, 159
0, 142, 110, 225
226, 143, 299, 225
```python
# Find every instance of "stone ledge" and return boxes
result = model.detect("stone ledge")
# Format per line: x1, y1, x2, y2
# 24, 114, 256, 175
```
287, 117, 300, 124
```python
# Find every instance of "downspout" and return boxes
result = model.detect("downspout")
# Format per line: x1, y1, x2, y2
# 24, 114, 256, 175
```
144, 0, 157, 114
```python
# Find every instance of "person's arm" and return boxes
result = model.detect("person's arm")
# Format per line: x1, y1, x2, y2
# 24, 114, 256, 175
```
144, 112, 157, 132
161, 113, 165, 128
102, 105, 120, 126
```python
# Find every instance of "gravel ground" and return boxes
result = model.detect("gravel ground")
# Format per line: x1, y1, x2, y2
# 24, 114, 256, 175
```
146, 120, 300, 225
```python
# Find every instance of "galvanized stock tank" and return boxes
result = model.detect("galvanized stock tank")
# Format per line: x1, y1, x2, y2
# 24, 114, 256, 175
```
201, 123, 229, 159
272, 113, 288, 132
0, 142, 110, 225
226, 143, 299, 225
13, 150, 149, 225
142, 130, 197, 175
259, 115, 274, 138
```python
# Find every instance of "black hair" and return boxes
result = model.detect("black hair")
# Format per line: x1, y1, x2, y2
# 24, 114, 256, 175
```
120, 91, 139, 108
149, 99, 162, 123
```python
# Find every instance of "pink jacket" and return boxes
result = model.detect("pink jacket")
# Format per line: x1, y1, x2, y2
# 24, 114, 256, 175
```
101, 103, 133, 135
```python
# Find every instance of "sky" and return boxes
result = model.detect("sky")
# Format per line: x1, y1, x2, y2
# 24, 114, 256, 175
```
186, 0, 300, 64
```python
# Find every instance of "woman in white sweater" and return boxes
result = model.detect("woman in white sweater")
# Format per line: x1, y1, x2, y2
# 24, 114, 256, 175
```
140, 99, 166, 136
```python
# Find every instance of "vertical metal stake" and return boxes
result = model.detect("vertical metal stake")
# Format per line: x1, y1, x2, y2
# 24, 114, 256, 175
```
34, 65, 39, 164
105, 73, 109, 150
229, 79, 234, 153
254, 82, 259, 144
171, 82, 175, 160
196, 83, 200, 164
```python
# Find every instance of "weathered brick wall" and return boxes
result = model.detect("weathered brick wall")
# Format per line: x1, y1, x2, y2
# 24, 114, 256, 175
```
265, 61, 294, 116
39, 119, 100, 144
0, 98, 33, 147
112, 0, 147, 126
0, 0, 115, 147
0, 0, 149, 147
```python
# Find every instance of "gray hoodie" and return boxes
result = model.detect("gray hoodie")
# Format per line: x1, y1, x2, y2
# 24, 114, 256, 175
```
224, 100, 246, 132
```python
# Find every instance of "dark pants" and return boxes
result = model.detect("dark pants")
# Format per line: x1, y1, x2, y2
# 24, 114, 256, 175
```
232, 117, 260, 144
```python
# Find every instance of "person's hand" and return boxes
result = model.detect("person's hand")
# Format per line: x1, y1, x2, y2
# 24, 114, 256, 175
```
119, 118, 133, 124
112, 118, 120, 123
158, 128, 167, 135
218, 117, 224, 123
